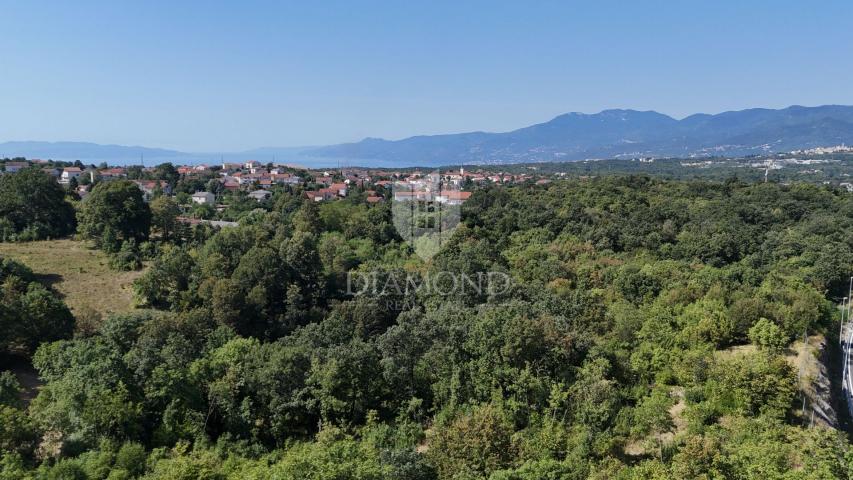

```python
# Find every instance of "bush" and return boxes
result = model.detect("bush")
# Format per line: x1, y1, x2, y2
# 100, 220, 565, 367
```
110, 240, 143, 271
748, 318, 788, 353
0, 372, 22, 408
115, 442, 147, 477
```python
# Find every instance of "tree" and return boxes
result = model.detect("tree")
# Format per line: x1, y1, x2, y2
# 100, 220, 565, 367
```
30, 339, 144, 452
748, 318, 788, 353
133, 245, 194, 309
0, 256, 74, 355
427, 403, 515, 479
77, 180, 151, 250
150, 196, 180, 241
308, 340, 388, 425
155, 163, 180, 188
109, 239, 143, 271
0, 168, 75, 241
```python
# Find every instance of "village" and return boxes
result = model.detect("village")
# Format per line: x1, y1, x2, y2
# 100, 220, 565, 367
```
0, 158, 553, 219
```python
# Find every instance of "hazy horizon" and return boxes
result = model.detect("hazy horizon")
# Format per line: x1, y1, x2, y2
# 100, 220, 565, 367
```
3, 1, 853, 151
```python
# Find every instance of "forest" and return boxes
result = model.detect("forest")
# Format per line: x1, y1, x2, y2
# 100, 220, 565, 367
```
2, 167, 853, 479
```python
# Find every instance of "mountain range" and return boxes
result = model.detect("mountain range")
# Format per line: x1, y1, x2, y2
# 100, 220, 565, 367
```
4, 105, 853, 167
306, 105, 853, 165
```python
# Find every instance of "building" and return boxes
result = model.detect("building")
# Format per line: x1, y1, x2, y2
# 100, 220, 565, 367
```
393, 191, 433, 202
191, 191, 216, 205
41, 167, 62, 178
328, 183, 348, 197
177, 216, 239, 228
99, 167, 127, 180
304, 191, 326, 202
248, 189, 271, 202
274, 174, 302, 185
133, 180, 171, 201
244, 160, 261, 174
60, 167, 83, 184
4, 161, 28, 173
436, 191, 472, 205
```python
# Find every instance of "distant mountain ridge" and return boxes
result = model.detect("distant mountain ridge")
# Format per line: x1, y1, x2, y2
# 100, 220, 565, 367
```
0, 141, 188, 162
305, 105, 853, 165
5, 105, 853, 167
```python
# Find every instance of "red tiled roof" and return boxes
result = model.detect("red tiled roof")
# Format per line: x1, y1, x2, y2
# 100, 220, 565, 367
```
443, 191, 472, 200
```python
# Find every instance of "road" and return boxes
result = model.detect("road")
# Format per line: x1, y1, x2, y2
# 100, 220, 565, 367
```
841, 317, 853, 418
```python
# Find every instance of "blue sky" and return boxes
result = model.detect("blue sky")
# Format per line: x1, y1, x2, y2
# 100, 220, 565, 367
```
1, 1, 852, 151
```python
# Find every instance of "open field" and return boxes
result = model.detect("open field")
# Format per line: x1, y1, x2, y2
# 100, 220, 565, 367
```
0, 239, 143, 319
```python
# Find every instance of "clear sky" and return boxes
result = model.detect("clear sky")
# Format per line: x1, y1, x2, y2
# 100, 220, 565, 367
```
2, 0, 853, 151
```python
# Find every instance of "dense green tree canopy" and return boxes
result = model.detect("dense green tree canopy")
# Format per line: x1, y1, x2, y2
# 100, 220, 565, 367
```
4, 176, 853, 479
0, 256, 74, 355
0, 168, 75, 241
77, 180, 151, 250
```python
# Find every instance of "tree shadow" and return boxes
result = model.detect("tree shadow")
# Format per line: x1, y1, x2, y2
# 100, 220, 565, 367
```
32, 272, 65, 296
0, 354, 43, 406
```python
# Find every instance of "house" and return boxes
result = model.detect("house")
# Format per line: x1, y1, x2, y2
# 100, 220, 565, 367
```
328, 183, 348, 197
99, 167, 127, 180
248, 189, 271, 202
41, 167, 62, 178
133, 180, 171, 201
304, 191, 326, 202
435, 191, 472, 205
345, 176, 365, 187
177, 216, 239, 228
191, 191, 215, 205
244, 160, 261, 174
274, 174, 302, 185
4, 161, 28, 173
366, 196, 384, 204
60, 167, 83, 184
318, 188, 339, 199
393, 191, 433, 202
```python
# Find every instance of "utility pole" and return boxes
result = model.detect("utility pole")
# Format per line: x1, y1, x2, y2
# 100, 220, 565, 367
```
842, 297, 848, 345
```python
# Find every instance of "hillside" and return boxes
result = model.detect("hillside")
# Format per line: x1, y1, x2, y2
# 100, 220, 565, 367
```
307, 105, 853, 165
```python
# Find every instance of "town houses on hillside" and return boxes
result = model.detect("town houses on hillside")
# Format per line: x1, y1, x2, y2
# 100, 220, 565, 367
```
1, 158, 553, 209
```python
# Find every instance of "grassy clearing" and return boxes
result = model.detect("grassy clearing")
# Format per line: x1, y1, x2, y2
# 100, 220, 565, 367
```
0, 238, 144, 319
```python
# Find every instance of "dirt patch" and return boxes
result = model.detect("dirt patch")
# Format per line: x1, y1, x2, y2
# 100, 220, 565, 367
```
623, 387, 688, 457
786, 334, 836, 428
